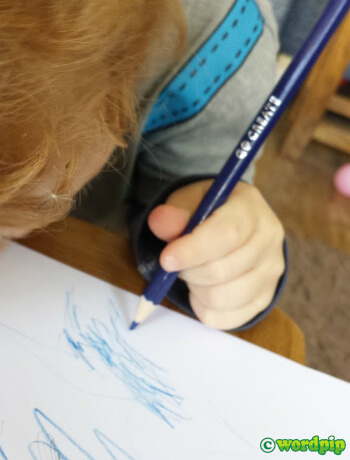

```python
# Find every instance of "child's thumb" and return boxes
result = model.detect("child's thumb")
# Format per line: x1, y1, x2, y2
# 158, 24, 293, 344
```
148, 204, 191, 243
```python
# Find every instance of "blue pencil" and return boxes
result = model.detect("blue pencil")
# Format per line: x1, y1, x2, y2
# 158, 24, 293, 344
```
130, 0, 350, 330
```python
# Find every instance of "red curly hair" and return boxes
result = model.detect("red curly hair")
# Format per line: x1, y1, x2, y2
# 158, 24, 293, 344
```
0, 0, 185, 232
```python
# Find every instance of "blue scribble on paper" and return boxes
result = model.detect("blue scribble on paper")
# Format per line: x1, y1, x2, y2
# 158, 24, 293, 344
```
0, 446, 8, 459
28, 408, 135, 460
63, 292, 185, 428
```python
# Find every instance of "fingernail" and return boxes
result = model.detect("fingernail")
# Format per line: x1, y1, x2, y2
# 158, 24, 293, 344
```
162, 255, 178, 272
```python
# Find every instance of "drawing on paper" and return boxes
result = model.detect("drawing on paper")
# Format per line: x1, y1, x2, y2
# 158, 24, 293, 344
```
63, 291, 185, 428
0, 409, 134, 460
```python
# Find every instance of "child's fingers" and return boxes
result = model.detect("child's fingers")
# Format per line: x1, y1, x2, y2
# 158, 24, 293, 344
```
187, 264, 279, 313
148, 180, 214, 243
148, 205, 191, 242
189, 291, 270, 331
160, 196, 254, 272
179, 230, 278, 286
165, 179, 213, 211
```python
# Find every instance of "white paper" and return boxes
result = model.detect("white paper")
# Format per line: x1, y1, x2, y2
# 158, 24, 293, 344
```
0, 243, 349, 460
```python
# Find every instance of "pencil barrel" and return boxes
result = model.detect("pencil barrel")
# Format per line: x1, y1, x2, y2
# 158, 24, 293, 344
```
144, 0, 350, 307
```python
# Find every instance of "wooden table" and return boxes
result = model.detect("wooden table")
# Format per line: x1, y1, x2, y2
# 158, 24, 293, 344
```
20, 217, 306, 365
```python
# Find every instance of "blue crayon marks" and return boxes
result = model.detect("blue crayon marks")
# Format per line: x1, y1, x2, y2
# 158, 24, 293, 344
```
144, 0, 264, 133
28, 409, 135, 460
63, 292, 185, 428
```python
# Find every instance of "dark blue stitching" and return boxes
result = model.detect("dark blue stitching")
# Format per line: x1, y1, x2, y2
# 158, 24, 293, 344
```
164, 14, 259, 105
172, 10, 260, 106
154, 14, 261, 121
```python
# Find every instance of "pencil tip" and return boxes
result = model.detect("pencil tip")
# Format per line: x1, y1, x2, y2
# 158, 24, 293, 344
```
129, 321, 139, 331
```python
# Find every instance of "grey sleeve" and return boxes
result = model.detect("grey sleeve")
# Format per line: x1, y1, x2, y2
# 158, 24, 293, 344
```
131, 0, 279, 207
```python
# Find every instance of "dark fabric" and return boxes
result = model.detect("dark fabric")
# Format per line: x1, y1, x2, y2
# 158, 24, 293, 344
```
270, 0, 328, 56
270, 0, 350, 82
271, 0, 350, 80
130, 175, 289, 331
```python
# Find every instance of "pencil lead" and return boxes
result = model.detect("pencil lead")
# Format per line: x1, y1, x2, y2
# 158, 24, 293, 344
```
129, 321, 139, 331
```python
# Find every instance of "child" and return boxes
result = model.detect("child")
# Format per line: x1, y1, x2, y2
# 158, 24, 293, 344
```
0, 0, 286, 331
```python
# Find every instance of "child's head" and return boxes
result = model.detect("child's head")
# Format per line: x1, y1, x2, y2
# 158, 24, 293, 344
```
0, 0, 185, 241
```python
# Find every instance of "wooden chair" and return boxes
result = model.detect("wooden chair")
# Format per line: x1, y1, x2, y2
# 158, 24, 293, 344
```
280, 10, 350, 160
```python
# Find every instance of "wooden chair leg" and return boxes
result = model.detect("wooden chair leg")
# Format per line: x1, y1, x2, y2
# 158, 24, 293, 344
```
280, 10, 350, 161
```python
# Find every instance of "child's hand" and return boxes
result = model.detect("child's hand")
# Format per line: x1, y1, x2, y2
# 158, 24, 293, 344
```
148, 180, 285, 330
